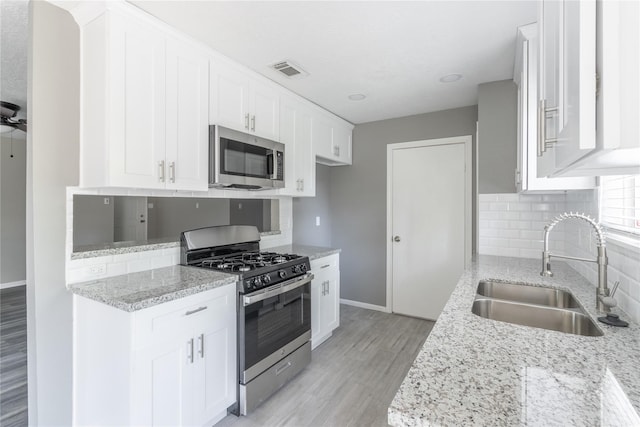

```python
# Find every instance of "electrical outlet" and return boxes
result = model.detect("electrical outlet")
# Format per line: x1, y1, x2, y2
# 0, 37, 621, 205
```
316, 216, 321, 227
87, 264, 106, 276
195, 202, 199, 209
104, 197, 110, 205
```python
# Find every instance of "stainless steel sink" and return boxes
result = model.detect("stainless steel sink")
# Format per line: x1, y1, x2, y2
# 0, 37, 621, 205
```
471, 298, 603, 336
476, 280, 580, 308
471, 281, 603, 337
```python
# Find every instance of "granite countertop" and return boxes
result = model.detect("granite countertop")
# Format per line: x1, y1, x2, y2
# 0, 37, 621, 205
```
68, 265, 237, 312
389, 255, 640, 427
267, 244, 341, 261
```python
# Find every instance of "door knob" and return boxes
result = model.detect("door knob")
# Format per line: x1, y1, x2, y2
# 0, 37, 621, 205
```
393, 236, 401, 242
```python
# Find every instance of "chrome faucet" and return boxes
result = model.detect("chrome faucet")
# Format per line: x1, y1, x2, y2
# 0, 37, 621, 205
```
540, 212, 613, 312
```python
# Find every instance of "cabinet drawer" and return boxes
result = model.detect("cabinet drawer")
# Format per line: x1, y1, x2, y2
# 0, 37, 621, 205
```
134, 285, 236, 348
310, 253, 339, 272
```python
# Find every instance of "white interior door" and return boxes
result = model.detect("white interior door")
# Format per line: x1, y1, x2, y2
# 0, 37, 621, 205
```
389, 138, 470, 320
114, 196, 148, 242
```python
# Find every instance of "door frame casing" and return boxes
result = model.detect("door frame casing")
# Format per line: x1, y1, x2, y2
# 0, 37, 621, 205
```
385, 135, 473, 313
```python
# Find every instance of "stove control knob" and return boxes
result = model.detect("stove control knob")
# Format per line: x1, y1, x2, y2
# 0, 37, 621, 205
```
251, 278, 260, 288
300, 264, 307, 273
278, 270, 287, 279
261, 274, 271, 284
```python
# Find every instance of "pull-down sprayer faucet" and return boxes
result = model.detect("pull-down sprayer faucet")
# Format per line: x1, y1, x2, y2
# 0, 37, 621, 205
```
540, 212, 613, 312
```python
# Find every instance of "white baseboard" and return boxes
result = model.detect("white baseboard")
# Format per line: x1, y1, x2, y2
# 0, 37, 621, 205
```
340, 298, 390, 313
1, 280, 26, 290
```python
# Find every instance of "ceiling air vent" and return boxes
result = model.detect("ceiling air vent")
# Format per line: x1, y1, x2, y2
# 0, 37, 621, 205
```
271, 60, 308, 79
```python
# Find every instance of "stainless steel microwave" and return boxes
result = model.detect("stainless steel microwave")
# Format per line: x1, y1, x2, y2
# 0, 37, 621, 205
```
209, 125, 285, 190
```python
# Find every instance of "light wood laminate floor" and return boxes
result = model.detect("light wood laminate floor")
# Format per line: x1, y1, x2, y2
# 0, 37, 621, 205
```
0, 286, 28, 427
217, 304, 434, 427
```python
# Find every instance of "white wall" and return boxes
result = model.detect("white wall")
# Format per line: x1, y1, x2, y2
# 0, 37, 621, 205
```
27, 1, 80, 425
478, 190, 640, 323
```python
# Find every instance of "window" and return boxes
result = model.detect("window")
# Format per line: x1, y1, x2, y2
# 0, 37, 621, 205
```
599, 175, 640, 236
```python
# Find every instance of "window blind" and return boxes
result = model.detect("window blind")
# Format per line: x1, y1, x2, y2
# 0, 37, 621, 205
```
599, 175, 640, 235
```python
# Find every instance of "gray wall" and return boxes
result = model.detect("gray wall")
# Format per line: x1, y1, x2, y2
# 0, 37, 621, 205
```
73, 196, 114, 247
26, 2, 79, 424
147, 197, 230, 239
0, 134, 26, 284
229, 199, 268, 232
329, 106, 478, 307
292, 164, 333, 247
478, 80, 517, 193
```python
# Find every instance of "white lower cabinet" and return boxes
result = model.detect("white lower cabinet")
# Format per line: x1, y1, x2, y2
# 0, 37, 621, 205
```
310, 253, 340, 349
74, 285, 236, 427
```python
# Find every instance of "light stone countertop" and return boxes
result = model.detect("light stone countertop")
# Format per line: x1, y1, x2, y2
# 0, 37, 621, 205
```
68, 265, 237, 312
388, 255, 640, 427
266, 244, 340, 261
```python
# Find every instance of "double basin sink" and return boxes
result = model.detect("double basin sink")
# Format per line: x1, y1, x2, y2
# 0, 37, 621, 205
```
471, 280, 603, 337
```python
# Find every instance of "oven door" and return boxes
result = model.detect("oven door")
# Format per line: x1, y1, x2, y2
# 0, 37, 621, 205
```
239, 273, 312, 384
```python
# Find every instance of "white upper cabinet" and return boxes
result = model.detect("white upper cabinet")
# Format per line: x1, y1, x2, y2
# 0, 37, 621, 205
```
165, 39, 210, 191
78, 5, 209, 191
210, 56, 280, 141
537, 0, 639, 177
313, 111, 353, 166
280, 96, 315, 197
332, 122, 353, 165
514, 24, 594, 192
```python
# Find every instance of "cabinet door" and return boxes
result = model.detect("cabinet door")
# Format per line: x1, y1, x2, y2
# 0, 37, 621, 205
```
108, 11, 166, 188
165, 38, 209, 191
516, 24, 594, 192
332, 123, 352, 165
322, 270, 340, 333
295, 108, 315, 196
192, 286, 237, 426
193, 324, 236, 425
279, 97, 315, 197
211, 59, 251, 133
538, 0, 596, 174
132, 338, 192, 427
279, 97, 299, 195
312, 114, 334, 160
310, 269, 326, 349
250, 79, 280, 141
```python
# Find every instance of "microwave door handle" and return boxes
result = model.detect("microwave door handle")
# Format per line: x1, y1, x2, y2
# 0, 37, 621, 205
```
266, 150, 275, 179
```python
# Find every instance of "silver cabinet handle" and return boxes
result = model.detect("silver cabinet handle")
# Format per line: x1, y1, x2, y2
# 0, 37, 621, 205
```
245, 113, 250, 130
251, 115, 256, 131
537, 99, 559, 156
185, 306, 207, 316
393, 236, 401, 242
320, 264, 330, 269
325, 281, 330, 295
198, 333, 204, 359
300, 179, 304, 191
515, 169, 521, 187
158, 160, 165, 183
169, 161, 176, 183
187, 338, 194, 364
296, 179, 300, 191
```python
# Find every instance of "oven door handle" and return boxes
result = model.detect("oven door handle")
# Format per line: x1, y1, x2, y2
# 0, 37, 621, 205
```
242, 273, 313, 306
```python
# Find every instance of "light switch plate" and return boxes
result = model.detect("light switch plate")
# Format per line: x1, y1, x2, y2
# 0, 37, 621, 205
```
316, 216, 321, 227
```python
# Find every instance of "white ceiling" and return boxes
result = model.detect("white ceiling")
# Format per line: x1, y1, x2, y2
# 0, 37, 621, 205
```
131, 1, 537, 124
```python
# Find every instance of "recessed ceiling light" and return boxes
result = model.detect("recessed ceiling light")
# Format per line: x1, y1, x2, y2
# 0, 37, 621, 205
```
439, 74, 463, 83
348, 94, 366, 101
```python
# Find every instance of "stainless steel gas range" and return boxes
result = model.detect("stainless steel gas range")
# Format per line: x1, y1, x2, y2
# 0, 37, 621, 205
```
180, 225, 312, 415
